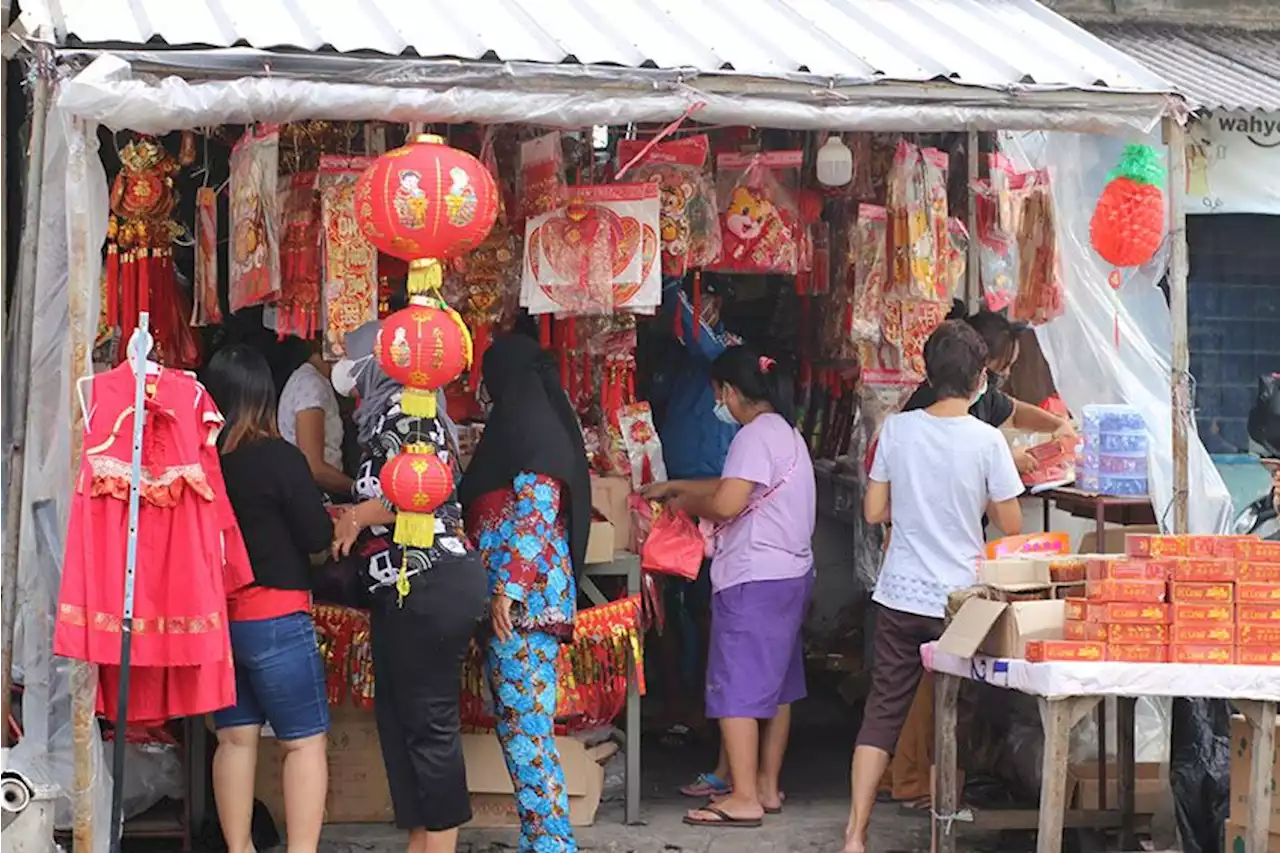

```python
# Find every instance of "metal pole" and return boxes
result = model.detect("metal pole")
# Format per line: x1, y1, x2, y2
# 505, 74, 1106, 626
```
1, 42, 55, 747
965, 129, 980, 312
1165, 116, 1191, 534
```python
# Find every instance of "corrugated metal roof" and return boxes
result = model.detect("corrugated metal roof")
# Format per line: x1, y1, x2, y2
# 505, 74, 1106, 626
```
1088, 22, 1280, 112
37, 0, 1172, 93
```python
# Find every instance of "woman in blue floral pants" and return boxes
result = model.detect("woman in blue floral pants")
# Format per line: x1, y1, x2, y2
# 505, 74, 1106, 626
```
461, 334, 592, 853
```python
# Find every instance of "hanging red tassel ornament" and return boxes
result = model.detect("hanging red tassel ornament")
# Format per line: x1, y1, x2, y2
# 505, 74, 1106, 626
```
1090, 144, 1165, 351
379, 444, 453, 603
540, 314, 553, 349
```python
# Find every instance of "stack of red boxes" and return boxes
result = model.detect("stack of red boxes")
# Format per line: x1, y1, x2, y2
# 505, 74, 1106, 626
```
1032, 534, 1280, 665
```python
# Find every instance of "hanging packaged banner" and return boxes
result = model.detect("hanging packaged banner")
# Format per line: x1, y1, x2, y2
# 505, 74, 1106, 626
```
319, 154, 378, 360
711, 150, 802, 275
276, 171, 323, 339
228, 124, 281, 313
192, 187, 222, 327
1186, 111, 1280, 215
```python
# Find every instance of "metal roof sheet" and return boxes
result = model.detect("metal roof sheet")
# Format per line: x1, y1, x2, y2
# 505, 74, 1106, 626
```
1088, 22, 1280, 112
34, 0, 1172, 94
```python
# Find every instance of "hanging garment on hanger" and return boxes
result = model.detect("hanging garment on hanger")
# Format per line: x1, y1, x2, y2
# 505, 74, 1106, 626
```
55, 364, 253, 723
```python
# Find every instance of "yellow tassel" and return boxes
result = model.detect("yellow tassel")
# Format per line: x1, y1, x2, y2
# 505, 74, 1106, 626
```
407, 258, 442, 296
395, 554, 410, 606
393, 511, 437, 549
401, 387, 438, 419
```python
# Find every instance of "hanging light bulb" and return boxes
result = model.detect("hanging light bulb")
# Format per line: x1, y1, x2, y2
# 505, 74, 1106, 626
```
816, 134, 853, 187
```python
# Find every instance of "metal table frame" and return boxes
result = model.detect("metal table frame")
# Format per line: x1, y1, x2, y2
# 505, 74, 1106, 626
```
580, 553, 644, 825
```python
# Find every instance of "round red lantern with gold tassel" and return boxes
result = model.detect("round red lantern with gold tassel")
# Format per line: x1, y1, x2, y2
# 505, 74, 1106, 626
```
373, 301, 472, 419
379, 443, 454, 601
355, 134, 500, 295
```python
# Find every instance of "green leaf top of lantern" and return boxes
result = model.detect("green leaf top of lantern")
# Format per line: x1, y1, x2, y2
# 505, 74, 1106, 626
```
1104, 144, 1166, 188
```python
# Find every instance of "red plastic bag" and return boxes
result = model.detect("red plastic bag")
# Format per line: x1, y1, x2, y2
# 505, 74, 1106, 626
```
626, 493, 656, 554
640, 507, 704, 581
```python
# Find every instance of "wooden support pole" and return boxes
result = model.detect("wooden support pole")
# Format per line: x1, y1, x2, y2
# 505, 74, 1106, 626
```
1165, 116, 1191, 534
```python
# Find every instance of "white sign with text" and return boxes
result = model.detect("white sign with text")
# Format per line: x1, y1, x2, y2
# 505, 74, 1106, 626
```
1186, 111, 1280, 215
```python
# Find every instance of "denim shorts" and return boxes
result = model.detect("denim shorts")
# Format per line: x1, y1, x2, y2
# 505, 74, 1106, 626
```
213, 611, 330, 741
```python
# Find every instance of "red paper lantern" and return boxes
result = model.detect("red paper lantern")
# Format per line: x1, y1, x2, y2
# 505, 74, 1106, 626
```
354, 134, 500, 293
379, 443, 454, 600
374, 301, 472, 418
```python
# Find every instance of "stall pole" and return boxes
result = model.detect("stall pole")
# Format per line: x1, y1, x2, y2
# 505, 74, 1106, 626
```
1, 42, 54, 746
965, 129, 979, 312
1164, 116, 1190, 535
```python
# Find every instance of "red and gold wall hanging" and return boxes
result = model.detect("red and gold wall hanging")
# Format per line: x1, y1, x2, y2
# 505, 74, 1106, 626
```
275, 171, 323, 339
104, 134, 201, 368
229, 125, 282, 314
319, 154, 378, 359
191, 186, 223, 327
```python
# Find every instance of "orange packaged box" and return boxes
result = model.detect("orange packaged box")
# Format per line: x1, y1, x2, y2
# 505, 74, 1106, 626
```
1237, 582, 1280, 603
1243, 539, 1280, 561
1024, 640, 1105, 663
1237, 623, 1280, 647
1107, 643, 1167, 663
1065, 620, 1106, 642
1064, 598, 1086, 621
1082, 601, 1170, 624
1169, 643, 1235, 664
1170, 622, 1235, 644
1238, 602, 1280, 623
1085, 558, 1170, 582
1237, 562, 1280, 583
1169, 582, 1234, 604
1171, 558, 1236, 583
1172, 602, 1234, 623
1186, 535, 1252, 558
1237, 647, 1280, 666
1125, 533, 1188, 558
1086, 579, 1167, 603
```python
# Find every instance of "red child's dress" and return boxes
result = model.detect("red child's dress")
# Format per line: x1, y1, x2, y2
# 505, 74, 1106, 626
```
54, 363, 253, 722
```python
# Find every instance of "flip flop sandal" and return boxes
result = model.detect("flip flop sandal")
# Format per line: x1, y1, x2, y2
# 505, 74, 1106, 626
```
682, 806, 763, 828
680, 772, 732, 798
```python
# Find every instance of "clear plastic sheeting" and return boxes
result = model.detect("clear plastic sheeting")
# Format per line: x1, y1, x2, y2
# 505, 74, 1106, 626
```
8, 96, 112, 852
54, 54, 1174, 137
999, 131, 1233, 534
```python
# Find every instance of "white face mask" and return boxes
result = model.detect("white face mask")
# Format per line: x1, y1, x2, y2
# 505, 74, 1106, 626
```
332, 355, 371, 398
969, 376, 989, 408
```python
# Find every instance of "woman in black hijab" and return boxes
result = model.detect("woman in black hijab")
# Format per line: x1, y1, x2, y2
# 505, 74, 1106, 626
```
459, 333, 590, 853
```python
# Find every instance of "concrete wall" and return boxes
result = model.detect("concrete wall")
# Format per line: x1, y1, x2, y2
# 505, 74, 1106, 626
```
1044, 0, 1280, 24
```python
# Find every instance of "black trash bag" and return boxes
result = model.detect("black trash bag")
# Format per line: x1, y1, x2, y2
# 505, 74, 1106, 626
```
1169, 697, 1232, 853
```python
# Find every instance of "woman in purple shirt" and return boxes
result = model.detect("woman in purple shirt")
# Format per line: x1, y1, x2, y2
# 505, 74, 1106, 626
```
643, 346, 816, 828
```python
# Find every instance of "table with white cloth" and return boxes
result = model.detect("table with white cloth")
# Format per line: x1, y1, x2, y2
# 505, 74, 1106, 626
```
924, 642, 1279, 853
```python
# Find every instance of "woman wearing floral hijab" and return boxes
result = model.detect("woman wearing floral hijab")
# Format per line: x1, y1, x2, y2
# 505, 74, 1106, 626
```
460, 333, 591, 853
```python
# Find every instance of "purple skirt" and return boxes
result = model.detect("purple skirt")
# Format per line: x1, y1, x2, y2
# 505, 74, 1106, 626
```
705, 572, 813, 720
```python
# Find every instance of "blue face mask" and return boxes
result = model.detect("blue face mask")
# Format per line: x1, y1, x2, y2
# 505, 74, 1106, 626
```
713, 400, 739, 425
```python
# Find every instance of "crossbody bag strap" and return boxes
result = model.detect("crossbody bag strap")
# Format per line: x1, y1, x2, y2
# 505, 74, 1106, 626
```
710, 428, 804, 536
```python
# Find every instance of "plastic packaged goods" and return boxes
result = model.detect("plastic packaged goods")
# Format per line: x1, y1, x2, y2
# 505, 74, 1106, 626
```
518, 131, 566, 225
711, 150, 802, 275
1079, 403, 1149, 497
228, 124, 281, 313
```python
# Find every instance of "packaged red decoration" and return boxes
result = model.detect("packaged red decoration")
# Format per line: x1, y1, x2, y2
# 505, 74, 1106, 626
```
972, 176, 1018, 312
275, 171, 323, 339
518, 132, 566, 225
641, 507, 704, 582
711, 151, 802, 275
992, 156, 1064, 326
850, 204, 888, 344
887, 141, 943, 301
614, 134, 720, 277
318, 155, 378, 360
191, 186, 222, 327
619, 402, 668, 489
228, 124, 281, 313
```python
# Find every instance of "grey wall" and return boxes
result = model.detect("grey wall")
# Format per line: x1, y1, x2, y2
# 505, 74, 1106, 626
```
1044, 0, 1280, 23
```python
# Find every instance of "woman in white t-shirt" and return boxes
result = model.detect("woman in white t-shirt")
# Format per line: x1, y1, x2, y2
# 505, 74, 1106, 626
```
278, 340, 354, 497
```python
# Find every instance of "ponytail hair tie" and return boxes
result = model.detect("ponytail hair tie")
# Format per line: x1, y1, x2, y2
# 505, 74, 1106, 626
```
758, 355, 776, 374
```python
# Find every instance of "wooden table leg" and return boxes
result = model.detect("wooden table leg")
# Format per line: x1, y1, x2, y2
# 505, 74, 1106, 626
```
1236, 699, 1277, 853
933, 673, 962, 853
1037, 696, 1101, 853
1116, 697, 1137, 850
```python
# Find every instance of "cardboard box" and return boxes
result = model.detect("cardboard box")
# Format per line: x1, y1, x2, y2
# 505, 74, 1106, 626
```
1240, 602, 1280, 623
1079, 601, 1170, 624
589, 475, 632, 550
254, 707, 606, 828
1106, 643, 1166, 662
1025, 640, 1105, 662
1238, 623, 1280, 647
1172, 601, 1234, 623
1239, 562, 1280, 583
1086, 579, 1167, 603
1172, 558, 1237, 583
1085, 557, 1169, 581
1224, 823, 1280, 853
1170, 643, 1235, 664
1065, 620, 1106, 642
1067, 621, 1168, 644
1229, 715, 1280, 834
1170, 581, 1234, 603
936, 598, 1065, 659
1125, 533, 1188, 558
1239, 582, 1280, 603
1170, 622, 1235, 644
1245, 540, 1280, 562
1080, 525, 1159, 556
1238, 647, 1280, 666
1187, 535, 1252, 559
978, 558, 1051, 592
1069, 761, 1168, 815
585, 519, 615, 564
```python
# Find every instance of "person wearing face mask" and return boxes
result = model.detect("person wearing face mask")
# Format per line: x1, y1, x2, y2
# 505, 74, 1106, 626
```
842, 321, 1025, 853
278, 338, 355, 498
641, 346, 816, 829
901, 306, 1074, 475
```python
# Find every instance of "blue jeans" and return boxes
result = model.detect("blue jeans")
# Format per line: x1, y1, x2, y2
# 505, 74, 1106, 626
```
213, 611, 330, 741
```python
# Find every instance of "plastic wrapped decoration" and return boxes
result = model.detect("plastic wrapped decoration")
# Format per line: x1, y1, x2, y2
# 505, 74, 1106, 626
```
318, 155, 378, 359
1089, 144, 1166, 347
229, 124, 282, 314
614, 134, 721, 277
850, 204, 888, 344
618, 402, 667, 489
275, 171, 323, 339
886, 141, 951, 302
191, 187, 222, 327
518, 131, 566, 225
711, 151, 802, 274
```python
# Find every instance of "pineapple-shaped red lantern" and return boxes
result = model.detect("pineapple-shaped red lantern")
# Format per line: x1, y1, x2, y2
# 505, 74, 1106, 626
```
379, 444, 454, 601
1089, 144, 1166, 347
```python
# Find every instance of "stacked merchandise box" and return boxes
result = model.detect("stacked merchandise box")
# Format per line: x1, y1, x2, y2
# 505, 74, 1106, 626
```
1078, 404, 1148, 497
1236, 538, 1280, 666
